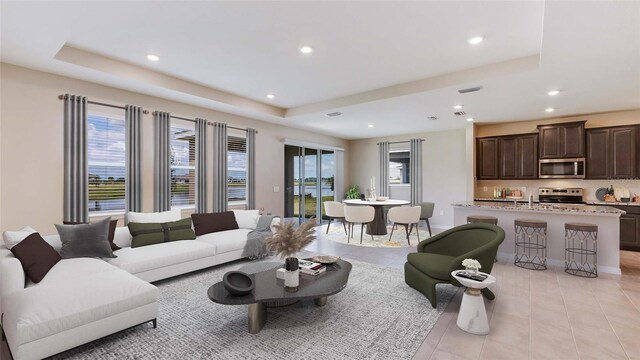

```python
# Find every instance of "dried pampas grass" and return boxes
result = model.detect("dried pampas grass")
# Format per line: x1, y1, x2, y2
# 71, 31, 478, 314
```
266, 218, 317, 259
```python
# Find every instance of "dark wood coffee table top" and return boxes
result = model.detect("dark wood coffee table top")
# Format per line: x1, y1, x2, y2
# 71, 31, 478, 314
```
207, 259, 352, 305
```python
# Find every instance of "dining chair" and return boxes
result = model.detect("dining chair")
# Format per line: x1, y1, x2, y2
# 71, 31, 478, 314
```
323, 201, 347, 235
418, 202, 435, 237
344, 205, 375, 244
388, 206, 422, 245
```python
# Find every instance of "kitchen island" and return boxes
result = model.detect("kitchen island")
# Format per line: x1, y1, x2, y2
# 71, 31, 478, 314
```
452, 201, 625, 274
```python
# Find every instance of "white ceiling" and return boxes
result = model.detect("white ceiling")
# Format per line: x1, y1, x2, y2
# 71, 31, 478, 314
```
1, 1, 639, 140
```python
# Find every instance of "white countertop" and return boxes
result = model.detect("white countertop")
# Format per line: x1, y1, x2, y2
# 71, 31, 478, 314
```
586, 201, 640, 207
452, 201, 625, 216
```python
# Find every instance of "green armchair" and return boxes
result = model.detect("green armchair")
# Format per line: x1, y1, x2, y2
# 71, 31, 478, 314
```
404, 223, 505, 307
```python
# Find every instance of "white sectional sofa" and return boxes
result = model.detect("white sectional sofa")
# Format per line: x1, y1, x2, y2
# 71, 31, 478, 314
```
0, 211, 279, 360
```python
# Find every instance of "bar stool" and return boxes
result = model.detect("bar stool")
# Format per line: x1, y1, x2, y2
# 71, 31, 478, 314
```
468, 216, 499, 262
467, 215, 498, 225
514, 219, 547, 270
565, 222, 598, 278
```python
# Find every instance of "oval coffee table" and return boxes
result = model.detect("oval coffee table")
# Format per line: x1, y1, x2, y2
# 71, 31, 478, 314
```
208, 259, 352, 334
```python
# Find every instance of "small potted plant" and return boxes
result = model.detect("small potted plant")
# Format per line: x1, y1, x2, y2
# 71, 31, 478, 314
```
266, 218, 317, 291
462, 258, 482, 274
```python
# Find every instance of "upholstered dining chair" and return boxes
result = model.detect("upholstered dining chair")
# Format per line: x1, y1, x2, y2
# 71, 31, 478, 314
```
387, 206, 422, 245
323, 201, 347, 235
404, 223, 505, 307
344, 205, 375, 244
418, 202, 435, 237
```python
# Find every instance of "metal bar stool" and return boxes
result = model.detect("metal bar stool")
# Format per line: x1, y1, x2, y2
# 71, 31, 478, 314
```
467, 216, 498, 225
514, 219, 547, 270
565, 222, 598, 278
468, 216, 499, 262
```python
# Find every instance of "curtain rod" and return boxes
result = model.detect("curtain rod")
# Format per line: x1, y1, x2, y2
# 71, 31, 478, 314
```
376, 139, 425, 145
156, 112, 256, 133
58, 95, 149, 114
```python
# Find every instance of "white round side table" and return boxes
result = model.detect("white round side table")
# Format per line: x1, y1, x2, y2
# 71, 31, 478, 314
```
451, 270, 496, 335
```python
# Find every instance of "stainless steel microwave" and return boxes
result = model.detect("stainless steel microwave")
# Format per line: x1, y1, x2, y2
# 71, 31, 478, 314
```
539, 158, 586, 179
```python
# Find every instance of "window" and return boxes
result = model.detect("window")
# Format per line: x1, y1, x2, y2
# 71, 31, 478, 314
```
88, 113, 126, 213
389, 150, 410, 185
228, 134, 247, 209
170, 121, 196, 208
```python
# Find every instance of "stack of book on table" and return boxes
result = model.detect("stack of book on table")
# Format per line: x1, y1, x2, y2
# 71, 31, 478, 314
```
298, 259, 326, 276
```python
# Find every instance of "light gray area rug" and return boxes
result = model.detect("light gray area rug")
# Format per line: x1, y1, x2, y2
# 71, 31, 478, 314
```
52, 258, 457, 360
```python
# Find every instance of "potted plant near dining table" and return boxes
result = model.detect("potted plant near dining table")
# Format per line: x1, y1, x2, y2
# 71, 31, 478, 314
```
266, 218, 317, 292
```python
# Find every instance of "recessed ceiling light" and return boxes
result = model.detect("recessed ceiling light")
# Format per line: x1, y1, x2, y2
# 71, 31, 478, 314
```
466, 117, 475, 122
468, 36, 484, 45
299, 46, 313, 54
453, 105, 463, 110
368, 124, 374, 128
146, 54, 160, 62
545, 108, 555, 113
547, 90, 560, 96
266, 94, 275, 99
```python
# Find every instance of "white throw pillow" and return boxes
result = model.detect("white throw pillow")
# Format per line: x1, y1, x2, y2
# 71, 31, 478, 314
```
127, 209, 182, 224
2, 226, 38, 249
233, 210, 260, 229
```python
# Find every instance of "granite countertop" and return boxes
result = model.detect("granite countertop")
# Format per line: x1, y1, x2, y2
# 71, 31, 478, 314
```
452, 201, 625, 215
474, 198, 540, 203
586, 201, 640, 207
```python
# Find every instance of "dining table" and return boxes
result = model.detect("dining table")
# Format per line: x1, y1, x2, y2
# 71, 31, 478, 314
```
343, 198, 411, 235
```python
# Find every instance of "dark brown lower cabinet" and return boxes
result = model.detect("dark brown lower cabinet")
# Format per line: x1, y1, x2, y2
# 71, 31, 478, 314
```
616, 206, 640, 251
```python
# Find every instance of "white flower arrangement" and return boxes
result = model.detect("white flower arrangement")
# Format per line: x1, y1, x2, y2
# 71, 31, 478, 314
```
462, 258, 482, 270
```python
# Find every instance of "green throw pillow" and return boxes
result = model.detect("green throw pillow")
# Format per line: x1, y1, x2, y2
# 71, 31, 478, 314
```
128, 218, 196, 248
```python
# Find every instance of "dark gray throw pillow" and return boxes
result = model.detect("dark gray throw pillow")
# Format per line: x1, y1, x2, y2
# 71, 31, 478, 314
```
55, 217, 116, 259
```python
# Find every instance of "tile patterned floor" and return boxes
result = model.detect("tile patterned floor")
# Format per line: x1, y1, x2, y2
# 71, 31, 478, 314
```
308, 223, 640, 360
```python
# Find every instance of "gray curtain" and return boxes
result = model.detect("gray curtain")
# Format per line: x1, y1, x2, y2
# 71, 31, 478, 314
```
195, 118, 208, 213
410, 139, 423, 206
154, 111, 171, 211
125, 105, 142, 213
212, 122, 228, 212
378, 141, 390, 196
246, 128, 257, 209
63, 94, 88, 223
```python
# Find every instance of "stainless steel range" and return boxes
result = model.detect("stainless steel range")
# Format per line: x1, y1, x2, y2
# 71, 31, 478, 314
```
538, 188, 585, 204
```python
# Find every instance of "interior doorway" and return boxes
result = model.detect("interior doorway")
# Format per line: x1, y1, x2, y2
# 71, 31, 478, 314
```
284, 145, 335, 224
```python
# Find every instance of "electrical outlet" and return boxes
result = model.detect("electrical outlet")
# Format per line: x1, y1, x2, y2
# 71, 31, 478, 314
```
273, 186, 280, 193
521, 186, 527, 194
439, 210, 444, 216
483, 186, 488, 192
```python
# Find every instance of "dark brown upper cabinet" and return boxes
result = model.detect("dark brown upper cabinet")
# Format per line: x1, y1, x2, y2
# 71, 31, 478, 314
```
517, 134, 539, 179
611, 126, 637, 179
477, 138, 499, 179
586, 125, 638, 180
538, 121, 586, 159
586, 128, 611, 179
478, 133, 538, 180
499, 137, 517, 179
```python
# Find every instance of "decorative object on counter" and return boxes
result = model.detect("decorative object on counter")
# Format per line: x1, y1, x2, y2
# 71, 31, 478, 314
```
265, 218, 317, 291
462, 258, 482, 274
564, 222, 598, 278
634, 193, 640, 203
614, 185, 630, 202
621, 197, 631, 203
596, 187, 608, 201
514, 219, 548, 270
223, 271, 255, 296
345, 185, 361, 200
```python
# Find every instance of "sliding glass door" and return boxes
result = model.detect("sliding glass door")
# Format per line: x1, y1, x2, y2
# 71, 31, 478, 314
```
284, 145, 335, 224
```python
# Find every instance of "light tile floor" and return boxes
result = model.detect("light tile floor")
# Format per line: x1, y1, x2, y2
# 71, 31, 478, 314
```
308, 223, 640, 360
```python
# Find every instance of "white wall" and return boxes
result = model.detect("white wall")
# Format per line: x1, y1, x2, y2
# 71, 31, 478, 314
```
0, 63, 349, 234
347, 128, 467, 229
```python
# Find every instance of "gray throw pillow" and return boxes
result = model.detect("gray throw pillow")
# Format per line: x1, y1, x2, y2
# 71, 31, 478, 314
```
55, 217, 116, 259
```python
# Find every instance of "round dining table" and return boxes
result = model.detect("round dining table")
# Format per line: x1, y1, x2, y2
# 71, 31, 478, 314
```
343, 199, 411, 235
